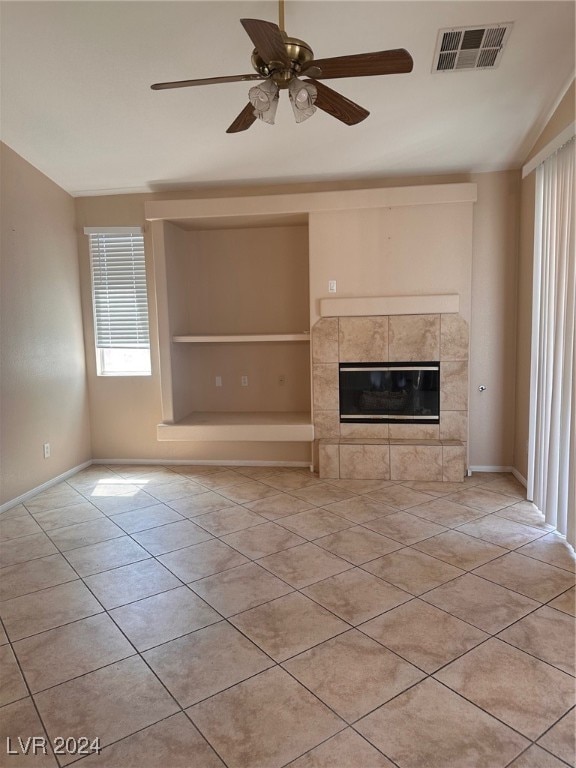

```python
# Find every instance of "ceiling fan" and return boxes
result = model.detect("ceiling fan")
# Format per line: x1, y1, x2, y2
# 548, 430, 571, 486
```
151, 0, 413, 133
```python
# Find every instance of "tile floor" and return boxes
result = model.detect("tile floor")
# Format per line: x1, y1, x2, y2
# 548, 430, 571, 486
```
0, 465, 575, 768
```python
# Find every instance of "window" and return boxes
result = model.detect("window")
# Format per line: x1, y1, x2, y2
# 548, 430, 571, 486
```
85, 227, 151, 376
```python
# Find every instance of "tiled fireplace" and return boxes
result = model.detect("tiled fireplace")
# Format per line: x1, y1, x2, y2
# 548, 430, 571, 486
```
312, 313, 468, 481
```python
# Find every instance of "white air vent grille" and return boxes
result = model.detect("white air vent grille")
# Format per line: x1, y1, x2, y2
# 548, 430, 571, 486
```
433, 23, 512, 72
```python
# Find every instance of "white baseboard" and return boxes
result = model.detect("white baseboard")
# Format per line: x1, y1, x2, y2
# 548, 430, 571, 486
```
511, 467, 527, 487
468, 465, 528, 488
469, 465, 514, 473
0, 460, 93, 514
94, 458, 310, 468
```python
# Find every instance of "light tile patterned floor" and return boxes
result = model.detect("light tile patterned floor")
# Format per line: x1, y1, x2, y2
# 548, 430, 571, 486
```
0, 466, 575, 768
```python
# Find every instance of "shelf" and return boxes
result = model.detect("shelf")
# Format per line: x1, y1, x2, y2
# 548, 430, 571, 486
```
157, 411, 314, 442
172, 333, 310, 343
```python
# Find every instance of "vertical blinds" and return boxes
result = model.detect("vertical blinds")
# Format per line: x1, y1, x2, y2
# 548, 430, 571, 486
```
86, 229, 150, 349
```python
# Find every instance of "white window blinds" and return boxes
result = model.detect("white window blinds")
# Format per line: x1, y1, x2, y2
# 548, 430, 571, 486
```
86, 228, 150, 349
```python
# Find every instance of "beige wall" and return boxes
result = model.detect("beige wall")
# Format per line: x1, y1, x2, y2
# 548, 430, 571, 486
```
308, 202, 473, 327
0, 143, 91, 504
76, 171, 519, 469
514, 171, 536, 478
184, 226, 309, 335
514, 79, 575, 479
469, 171, 520, 469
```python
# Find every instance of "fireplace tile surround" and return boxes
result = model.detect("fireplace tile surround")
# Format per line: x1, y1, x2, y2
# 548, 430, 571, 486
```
313, 313, 468, 482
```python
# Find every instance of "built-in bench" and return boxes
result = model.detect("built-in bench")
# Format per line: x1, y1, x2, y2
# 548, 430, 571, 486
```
319, 438, 465, 482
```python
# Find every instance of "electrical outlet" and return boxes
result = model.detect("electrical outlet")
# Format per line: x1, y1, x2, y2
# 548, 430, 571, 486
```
215, 376, 222, 387
43, 442, 50, 459
328, 280, 337, 293
279, 375, 286, 386
241, 375, 248, 387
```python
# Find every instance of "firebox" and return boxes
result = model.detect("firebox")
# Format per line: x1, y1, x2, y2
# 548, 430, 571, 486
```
339, 362, 440, 424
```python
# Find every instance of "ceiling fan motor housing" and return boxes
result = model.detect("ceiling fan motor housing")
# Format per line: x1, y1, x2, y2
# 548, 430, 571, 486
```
251, 36, 314, 87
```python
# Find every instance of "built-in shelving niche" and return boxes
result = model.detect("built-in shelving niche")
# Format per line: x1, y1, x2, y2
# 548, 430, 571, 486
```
154, 215, 312, 442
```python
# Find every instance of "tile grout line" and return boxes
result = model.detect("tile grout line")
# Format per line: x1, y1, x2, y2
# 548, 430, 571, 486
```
542, 583, 576, 614
426, 677, 565, 752
494, 632, 575, 677
2, 467, 574, 767
4, 486, 572, 600
194, 499, 576, 735
348, 543, 574, 681
277, 726, 404, 768
0, 603, 106, 644
61, 709, 232, 768
397, 529, 575, 577
79, 475, 364, 764
30, 550, 210, 767
526, 705, 575, 768
1, 606, 65, 765
4, 490, 571, 664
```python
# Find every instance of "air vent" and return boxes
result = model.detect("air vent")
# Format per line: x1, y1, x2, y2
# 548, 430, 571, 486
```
433, 23, 512, 73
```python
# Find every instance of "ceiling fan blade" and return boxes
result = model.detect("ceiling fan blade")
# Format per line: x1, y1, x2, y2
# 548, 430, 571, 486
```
303, 49, 413, 79
226, 103, 257, 133
305, 80, 369, 125
240, 18, 291, 67
151, 74, 264, 90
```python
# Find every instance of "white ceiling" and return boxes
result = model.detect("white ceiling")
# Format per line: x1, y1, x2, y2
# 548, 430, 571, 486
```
1, 1, 574, 196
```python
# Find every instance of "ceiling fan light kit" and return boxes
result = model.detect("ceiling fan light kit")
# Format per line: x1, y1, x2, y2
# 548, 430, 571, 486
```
249, 79, 279, 124
288, 78, 317, 123
151, 2, 413, 132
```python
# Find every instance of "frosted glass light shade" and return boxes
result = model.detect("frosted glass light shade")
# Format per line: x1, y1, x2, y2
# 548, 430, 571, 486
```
288, 78, 317, 123
249, 80, 279, 125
